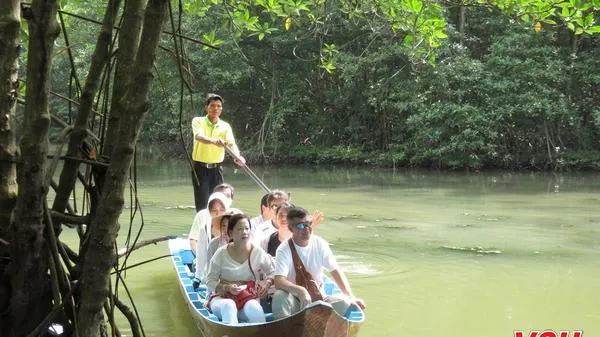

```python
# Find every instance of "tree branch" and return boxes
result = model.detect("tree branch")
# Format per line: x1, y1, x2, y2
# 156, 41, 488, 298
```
117, 235, 176, 257
49, 210, 90, 225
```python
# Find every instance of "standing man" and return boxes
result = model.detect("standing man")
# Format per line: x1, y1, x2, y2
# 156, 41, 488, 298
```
192, 93, 245, 212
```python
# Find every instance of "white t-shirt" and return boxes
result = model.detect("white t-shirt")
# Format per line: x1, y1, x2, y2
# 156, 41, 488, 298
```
249, 214, 264, 229
205, 245, 275, 292
207, 237, 227, 266
189, 196, 240, 280
274, 235, 338, 288
255, 219, 276, 235
191, 209, 212, 281
189, 209, 211, 242
254, 219, 277, 245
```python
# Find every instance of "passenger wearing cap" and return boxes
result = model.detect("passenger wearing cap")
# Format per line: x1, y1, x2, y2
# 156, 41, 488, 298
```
191, 93, 246, 212
192, 191, 231, 283
272, 206, 366, 319
189, 183, 235, 254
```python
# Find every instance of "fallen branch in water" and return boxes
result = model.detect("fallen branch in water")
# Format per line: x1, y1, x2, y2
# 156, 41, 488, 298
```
117, 235, 177, 257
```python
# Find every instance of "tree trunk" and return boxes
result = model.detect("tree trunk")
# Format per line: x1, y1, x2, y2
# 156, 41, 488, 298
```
0, 0, 20, 240
7, 0, 59, 336
52, 0, 121, 217
0, 0, 20, 331
566, 33, 581, 149
76, 0, 167, 335
458, 3, 466, 35
102, 0, 148, 158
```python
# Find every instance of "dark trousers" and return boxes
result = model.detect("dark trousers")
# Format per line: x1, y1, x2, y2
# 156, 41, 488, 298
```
192, 161, 223, 212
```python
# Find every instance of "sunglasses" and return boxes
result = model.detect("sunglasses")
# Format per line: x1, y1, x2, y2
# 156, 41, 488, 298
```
293, 222, 313, 230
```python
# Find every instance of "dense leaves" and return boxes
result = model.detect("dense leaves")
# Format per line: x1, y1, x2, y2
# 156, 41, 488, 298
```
41, 0, 600, 171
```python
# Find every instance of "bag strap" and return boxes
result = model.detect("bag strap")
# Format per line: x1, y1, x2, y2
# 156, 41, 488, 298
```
288, 238, 323, 301
247, 245, 256, 281
288, 238, 302, 271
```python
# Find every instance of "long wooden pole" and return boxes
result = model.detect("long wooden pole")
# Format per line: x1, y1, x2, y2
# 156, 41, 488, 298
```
225, 147, 271, 194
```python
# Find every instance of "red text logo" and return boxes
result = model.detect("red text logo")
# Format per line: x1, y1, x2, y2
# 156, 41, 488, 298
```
514, 331, 583, 337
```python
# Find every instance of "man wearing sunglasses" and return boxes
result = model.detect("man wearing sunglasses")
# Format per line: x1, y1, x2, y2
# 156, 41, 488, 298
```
272, 207, 366, 319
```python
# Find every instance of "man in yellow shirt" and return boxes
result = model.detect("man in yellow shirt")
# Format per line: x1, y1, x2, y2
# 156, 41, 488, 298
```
191, 93, 245, 211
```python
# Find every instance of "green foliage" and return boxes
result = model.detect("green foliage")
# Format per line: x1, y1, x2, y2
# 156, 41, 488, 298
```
561, 150, 600, 169
41, 0, 600, 170
483, 23, 578, 169
181, 0, 452, 65
468, 0, 600, 35
405, 43, 497, 169
202, 30, 224, 49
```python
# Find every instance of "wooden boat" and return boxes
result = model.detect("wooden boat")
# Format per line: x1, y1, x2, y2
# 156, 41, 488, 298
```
168, 238, 365, 337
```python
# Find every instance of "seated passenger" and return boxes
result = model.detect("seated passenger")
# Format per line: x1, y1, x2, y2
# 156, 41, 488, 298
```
263, 203, 324, 257
249, 193, 269, 229
206, 212, 235, 265
189, 184, 234, 254
192, 192, 230, 283
253, 190, 290, 243
204, 214, 275, 324
262, 203, 292, 256
272, 207, 366, 319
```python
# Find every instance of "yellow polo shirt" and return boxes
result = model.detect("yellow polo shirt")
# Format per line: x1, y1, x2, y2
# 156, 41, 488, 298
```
191, 116, 241, 163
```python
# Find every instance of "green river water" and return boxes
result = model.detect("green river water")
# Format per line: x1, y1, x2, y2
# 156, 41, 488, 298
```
70, 162, 600, 337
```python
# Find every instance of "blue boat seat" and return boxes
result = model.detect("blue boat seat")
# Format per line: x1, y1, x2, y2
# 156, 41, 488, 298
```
344, 302, 364, 321
197, 290, 208, 300
180, 250, 195, 265
264, 313, 274, 322
323, 282, 335, 295
330, 288, 342, 295
347, 311, 363, 321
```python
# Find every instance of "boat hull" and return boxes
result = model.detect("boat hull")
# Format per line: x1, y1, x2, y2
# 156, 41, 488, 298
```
168, 238, 364, 337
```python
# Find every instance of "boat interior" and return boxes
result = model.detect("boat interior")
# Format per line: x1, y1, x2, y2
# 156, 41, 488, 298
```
171, 246, 366, 325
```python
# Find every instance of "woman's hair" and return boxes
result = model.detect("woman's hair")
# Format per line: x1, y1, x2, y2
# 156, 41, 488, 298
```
214, 183, 234, 200
227, 213, 251, 235
276, 202, 293, 216
219, 214, 232, 230
267, 189, 290, 208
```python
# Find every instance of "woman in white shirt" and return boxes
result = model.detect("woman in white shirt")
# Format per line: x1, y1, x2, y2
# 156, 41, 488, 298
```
205, 213, 275, 324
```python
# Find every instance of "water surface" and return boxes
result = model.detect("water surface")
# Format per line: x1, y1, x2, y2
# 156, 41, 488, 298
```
80, 162, 600, 337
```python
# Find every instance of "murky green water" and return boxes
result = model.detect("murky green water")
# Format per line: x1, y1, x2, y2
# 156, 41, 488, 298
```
67, 162, 600, 337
